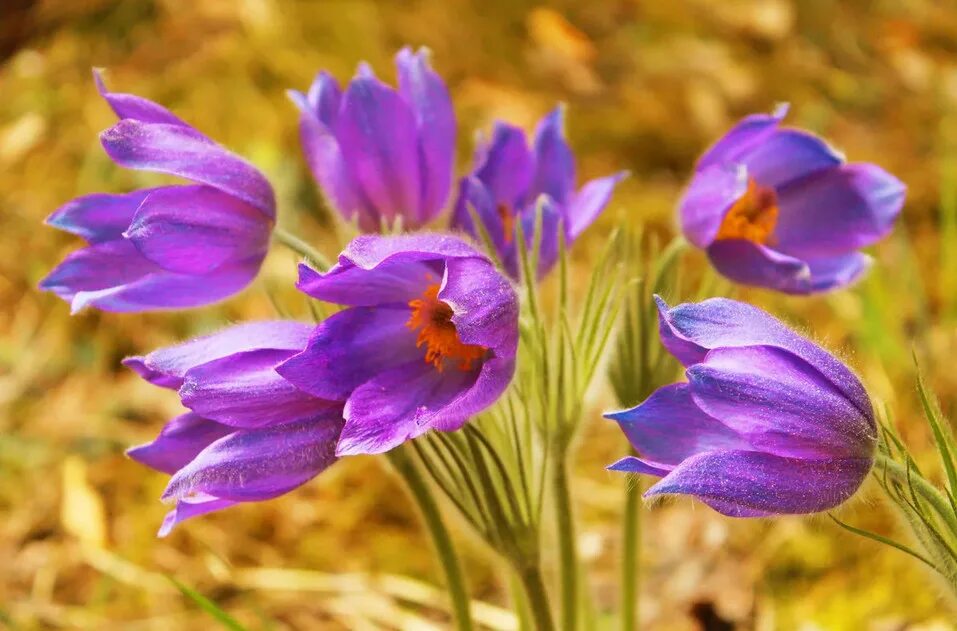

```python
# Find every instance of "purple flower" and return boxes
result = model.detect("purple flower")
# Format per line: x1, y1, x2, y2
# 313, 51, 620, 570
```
124, 321, 343, 535
606, 296, 876, 516
277, 233, 519, 456
289, 47, 455, 231
40, 71, 276, 313
679, 104, 905, 294
451, 107, 625, 279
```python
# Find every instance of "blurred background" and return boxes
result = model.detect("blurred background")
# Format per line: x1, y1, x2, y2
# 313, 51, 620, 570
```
3, 0, 957, 628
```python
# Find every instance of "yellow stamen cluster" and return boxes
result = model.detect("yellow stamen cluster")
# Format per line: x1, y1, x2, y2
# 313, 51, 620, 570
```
715, 179, 779, 244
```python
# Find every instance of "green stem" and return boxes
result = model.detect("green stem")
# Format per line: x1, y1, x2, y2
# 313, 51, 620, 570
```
272, 227, 333, 271
551, 450, 579, 631
387, 446, 474, 631
876, 453, 957, 535
620, 475, 641, 631
517, 565, 556, 631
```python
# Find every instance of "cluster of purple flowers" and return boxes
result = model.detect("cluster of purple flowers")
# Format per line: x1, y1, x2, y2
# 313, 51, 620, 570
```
42, 47, 903, 533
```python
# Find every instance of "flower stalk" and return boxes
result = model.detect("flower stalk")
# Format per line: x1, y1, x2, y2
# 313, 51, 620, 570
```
387, 445, 475, 631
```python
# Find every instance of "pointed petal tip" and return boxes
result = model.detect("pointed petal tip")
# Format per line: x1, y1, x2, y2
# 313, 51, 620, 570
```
772, 102, 790, 119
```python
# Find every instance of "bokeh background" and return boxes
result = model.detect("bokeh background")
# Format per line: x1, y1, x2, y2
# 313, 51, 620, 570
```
4, 0, 957, 628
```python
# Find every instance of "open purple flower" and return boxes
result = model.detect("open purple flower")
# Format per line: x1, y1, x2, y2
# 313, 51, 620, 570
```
40, 71, 275, 313
277, 233, 519, 456
124, 321, 343, 535
606, 296, 876, 516
679, 104, 905, 294
451, 107, 625, 279
289, 47, 455, 232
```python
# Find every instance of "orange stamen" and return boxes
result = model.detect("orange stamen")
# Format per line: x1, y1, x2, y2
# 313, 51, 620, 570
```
406, 284, 487, 372
498, 203, 515, 244
715, 178, 779, 245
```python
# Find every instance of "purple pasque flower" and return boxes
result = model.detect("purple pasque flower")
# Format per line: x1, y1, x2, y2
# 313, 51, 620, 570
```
679, 104, 905, 294
40, 71, 275, 313
124, 321, 343, 535
606, 296, 876, 517
289, 47, 455, 232
451, 107, 626, 280
277, 233, 519, 456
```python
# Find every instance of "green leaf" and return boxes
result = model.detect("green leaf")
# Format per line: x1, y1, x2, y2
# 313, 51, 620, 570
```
168, 576, 248, 631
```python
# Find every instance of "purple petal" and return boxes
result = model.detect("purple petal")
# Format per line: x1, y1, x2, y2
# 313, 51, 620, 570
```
440, 257, 519, 354
696, 104, 789, 170
473, 122, 534, 207
93, 69, 187, 126
46, 190, 150, 243
396, 47, 455, 223
773, 164, 906, 259
804, 252, 872, 292
125, 321, 314, 389
40, 239, 158, 304
290, 78, 377, 230
100, 119, 275, 219
654, 296, 873, 421
530, 107, 575, 205
180, 349, 336, 428
607, 456, 672, 477
514, 195, 563, 279
276, 306, 420, 401
296, 259, 434, 307
337, 360, 480, 455
158, 494, 238, 537
606, 383, 749, 466
338, 73, 421, 225
450, 176, 508, 254
687, 345, 875, 458
163, 418, 342, 503
127, 412, 233, 475
296, 234, 484, 307
566, 171, 627, 240
743, 128, 843, 189
706, 239, 813, 293
68, 257, 262, 313
124, 185, 270, 274
645, 449, 873, 515
305, 71, 342, 126
678, 164, 749, 248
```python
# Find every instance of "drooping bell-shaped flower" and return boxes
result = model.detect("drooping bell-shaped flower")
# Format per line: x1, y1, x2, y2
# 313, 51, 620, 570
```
40, 71, 276, 313
679, 104, 905, 294
451, 107, 625, 279
606, 296, 876, 516
277, 233, 519, 456
290, 47, 455, 231
124, 321, 342, 535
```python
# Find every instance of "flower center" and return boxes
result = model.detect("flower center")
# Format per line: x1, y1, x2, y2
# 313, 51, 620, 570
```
715, 178, 779, 244
407, 284, 487, 372
498, 203, 515, 244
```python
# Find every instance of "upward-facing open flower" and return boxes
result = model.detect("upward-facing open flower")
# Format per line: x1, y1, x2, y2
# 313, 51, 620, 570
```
289, 47, 455, 231
451, 107, 626, 279
124, 321, 342, 535
277, 233, 519, 456
606, 296, 876, 516
679, 104, 905, 294
40, 71, 275, 313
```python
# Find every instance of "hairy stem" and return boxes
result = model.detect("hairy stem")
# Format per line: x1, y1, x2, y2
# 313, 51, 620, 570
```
387, 446, 474, 631
620, 475, 641, 631
876, 453, 957, 536
551, 451, 579, 631
518, 565, 556, 631
272, 226, 333, 271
